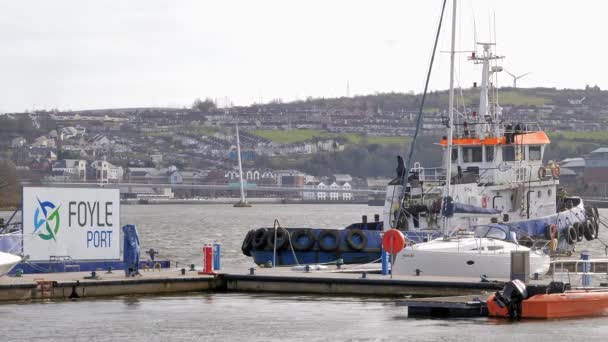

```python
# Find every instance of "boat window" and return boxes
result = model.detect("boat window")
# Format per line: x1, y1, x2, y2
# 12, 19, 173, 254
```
451, 148, 458, 162
537, 190, 542, 198
462, 146, 482, 163
503, 146, 515, 161
474, 226, 507, 240
485, 146, 494, 162
529, 145, 542, 161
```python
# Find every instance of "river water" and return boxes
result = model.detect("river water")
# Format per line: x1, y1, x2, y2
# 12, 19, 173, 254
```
2, 204, 608, 341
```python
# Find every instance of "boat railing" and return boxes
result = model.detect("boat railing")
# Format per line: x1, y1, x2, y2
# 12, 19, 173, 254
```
550, 258, 608, 287
452, 121, 542, 140
411, 164, 445, 183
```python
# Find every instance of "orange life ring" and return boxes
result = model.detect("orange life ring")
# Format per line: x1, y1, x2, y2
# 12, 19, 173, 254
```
538, 166, 547, 179
481, 196, 488, 208
551, 165, 561, 178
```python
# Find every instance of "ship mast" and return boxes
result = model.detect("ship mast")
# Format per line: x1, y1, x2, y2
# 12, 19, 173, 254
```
442, 0, 457, 236
236, 124, 246, 204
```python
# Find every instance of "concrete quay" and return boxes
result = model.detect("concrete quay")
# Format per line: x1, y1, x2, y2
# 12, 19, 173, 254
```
0, 265, 507, 303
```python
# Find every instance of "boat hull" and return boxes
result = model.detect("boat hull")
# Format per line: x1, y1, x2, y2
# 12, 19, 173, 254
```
488, 290, 608, 318
0, 252, 21, 276
393, 248, 550, 279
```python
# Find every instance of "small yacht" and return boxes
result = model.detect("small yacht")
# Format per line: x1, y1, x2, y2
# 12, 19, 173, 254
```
392, 225, 550, 279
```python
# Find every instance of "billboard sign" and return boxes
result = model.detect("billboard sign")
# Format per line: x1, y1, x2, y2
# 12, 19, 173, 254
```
22, 187, 120, 261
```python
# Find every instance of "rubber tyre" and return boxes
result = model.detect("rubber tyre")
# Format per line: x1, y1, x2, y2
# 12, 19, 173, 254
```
543, 224, 558, 240
318, 229, 341, 252
266, 227, 289, 250
594, 220, 600, 239
565, 226, 577, 245
583, 220, 595, 241
346, 229, 367, 251
241, 229, 255, 256
574, 222, 584, 242
291, 229, 315, 251
252, 228, 268, 250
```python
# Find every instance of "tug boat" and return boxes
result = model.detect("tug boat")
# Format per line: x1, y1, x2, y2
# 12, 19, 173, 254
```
487, 279, 608, 319
241, 215, 438, 266
241, 1, 599, 267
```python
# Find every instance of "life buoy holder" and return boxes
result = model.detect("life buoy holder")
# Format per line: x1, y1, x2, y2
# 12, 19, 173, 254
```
544, 224, 558, 240
538, 166, 547, 180
551, 165, 561, 178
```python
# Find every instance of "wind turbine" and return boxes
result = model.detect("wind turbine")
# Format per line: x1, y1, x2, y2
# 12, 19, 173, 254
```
504, 70, 531, 88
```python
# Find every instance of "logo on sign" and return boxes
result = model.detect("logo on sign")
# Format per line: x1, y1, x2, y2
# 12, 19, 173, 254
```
33, 197, 61, 241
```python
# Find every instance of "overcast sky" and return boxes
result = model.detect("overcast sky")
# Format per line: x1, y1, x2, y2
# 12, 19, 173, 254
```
0, 0, 605, 112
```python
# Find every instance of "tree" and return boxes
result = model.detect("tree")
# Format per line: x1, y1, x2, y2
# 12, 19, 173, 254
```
192, 98, 217, 113
0, 159, 20, 208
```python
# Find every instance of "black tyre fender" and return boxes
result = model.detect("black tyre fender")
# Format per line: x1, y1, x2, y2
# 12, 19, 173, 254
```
241, 229, 255, 256
266, 227, 289, 250
573, 222, 584, 242
583, 220, 595, 241
544, 224, 558, 240
318, 229, 341, 252
346, 229, 368, 251
252, 228, 268, 249
565, 226, 577, 245
291, 229, 316, 251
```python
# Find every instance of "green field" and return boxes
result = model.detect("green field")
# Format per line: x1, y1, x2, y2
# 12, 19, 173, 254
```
549, 131, 608, 143
252, 129, 407, 146
496, 90, 550, 106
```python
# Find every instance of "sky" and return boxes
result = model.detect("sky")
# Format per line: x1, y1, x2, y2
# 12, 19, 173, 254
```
0, 0, 606, 112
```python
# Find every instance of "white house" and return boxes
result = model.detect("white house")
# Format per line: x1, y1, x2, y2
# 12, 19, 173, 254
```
90, 160, 123, 183
52, 159, 87, 181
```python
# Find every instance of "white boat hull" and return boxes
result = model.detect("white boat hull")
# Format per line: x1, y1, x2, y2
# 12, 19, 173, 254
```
0, 252, 21, 276
392, 238, 550, 279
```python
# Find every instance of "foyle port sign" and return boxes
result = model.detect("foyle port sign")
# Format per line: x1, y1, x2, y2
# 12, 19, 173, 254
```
22, 187, 120, 261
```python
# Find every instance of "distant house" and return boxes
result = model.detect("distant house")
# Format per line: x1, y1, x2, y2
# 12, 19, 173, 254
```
11, 137, 26, 148
89, 134, 111, 150
90, 160, 123, 183
52, 159, 87, 181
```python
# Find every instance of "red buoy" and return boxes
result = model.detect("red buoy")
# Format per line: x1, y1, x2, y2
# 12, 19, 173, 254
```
382, 229, 406, 254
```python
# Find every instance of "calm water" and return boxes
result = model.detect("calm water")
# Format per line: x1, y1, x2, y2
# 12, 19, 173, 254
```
2, 204, 608, 341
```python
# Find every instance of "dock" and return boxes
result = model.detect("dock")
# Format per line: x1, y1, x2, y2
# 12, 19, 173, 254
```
0, 265, 507, 302
397, 295, 488, 317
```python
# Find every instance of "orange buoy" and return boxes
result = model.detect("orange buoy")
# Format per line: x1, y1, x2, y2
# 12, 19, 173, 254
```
382, 229, 406, 254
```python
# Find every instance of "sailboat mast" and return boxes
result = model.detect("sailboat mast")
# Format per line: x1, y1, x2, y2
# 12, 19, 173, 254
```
442, 0, 457, 235
236, 124, 246, 203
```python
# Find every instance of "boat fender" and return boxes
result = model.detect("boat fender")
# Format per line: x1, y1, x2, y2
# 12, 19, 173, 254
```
551, 164, 561, 178
565, 225, 577, 245
252, 228, 268, 249
544, 224, 558, 240
291, 229, 316, 251
317, 229, 341, 252
538, 166, 547, 180
583, 220, 595, 241
241, 229, 255, 256
573, 222, 584, 242
266, 227, 289, 250
346, 229, 368, 251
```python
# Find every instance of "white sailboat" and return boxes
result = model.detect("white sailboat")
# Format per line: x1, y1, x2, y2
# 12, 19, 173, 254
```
391, 0, 550, 279
233, 124, 252, 207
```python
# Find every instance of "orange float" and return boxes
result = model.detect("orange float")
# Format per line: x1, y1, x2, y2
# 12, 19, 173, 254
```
382, 229, 406, 254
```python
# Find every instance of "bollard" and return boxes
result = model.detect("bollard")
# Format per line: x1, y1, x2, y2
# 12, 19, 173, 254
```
305, 264, 311, 273
381, 250, 389, 275
199, 244, 214, 275
361, 272, 367, 279
213, 242, 221, 271
106, 266, 113, 274
415, 269, 421, 276
249, 267, 255, 275
336, 258, 343, 270
190, 264, 196, 272
581, 250, 591, 287
181, 268, 186, 275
